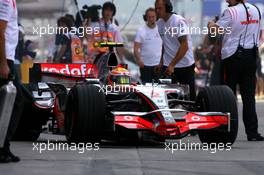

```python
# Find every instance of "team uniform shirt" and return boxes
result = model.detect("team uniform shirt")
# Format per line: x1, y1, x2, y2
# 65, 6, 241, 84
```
60, 32, 84, 63
134, 24, 162, 66
0, 0, 18, 61
88, 20, 123, 57
216, 3, 261, 60
157, 14, 195, 68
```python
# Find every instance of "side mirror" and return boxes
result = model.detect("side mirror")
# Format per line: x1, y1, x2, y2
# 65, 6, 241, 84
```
37, 82, 50, 96
159, 79, 172, 84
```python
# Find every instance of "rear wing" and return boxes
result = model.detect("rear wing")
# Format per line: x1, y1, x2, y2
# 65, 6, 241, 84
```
94, 42, 124, 52
94, 42, 124, 48
29, 63, 98, 83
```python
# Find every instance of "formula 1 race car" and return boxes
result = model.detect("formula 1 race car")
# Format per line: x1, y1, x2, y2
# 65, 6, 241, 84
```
14, 42, 238, 145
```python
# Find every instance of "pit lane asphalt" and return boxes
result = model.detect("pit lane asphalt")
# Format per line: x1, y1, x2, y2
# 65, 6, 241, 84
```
0, 102, 264, 175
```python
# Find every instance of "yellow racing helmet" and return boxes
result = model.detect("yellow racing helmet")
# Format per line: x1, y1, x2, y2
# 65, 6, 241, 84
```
107, 67, 131, 85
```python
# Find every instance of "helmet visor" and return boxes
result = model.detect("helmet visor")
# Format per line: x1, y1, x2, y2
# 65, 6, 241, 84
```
111, 75, 130, 85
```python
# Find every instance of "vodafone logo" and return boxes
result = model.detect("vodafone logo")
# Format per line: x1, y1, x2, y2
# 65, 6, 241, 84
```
41, 64, 98, 77
191, 116, 201, 121
151, 92, 160, 98
124, 116, 133, 121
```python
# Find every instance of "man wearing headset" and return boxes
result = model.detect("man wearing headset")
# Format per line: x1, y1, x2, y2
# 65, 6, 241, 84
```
208, 0, 264, 141
134, 8, 162, 83
87, 1, 124, 63
155, 0, 196, 100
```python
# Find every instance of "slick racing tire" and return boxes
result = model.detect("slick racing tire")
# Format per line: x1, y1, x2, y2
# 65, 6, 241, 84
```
196, 85, 238, 145
65, 84, 106, 143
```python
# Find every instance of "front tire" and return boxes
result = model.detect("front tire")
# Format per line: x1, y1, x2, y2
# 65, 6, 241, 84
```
65, 84, 106, 143
196, 85, 238, 145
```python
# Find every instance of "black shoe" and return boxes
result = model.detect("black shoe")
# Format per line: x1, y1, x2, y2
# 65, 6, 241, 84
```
1, 148, 20, 163
5, 150, 20, 162
0, 149, 12, 163
0, 155, 12, 163
248, 134, 264, 141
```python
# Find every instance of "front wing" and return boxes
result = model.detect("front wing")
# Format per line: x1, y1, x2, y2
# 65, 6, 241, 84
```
113, 110, 230, 139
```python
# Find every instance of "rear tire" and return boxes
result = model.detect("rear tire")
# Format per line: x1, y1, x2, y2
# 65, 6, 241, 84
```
196, 85, 238, 145
65, 84, 106, 143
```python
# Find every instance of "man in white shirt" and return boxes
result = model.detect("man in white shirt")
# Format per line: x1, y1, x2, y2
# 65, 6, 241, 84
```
155, 0, 196, 100
0, 0, 23, 162
134, 8, 162, 83
208, 0, 264, 141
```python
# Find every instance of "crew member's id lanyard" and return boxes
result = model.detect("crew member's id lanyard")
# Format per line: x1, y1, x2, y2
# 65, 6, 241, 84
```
99, 20, 111, 42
